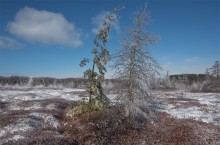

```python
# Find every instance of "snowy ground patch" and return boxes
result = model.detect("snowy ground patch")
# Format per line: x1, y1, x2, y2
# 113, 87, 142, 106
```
9, 102, 42, 111
0, 87, 86, 102
0, 118, 39, 138
155, 91, 220, 126
29, 112, 60, 128
0, 87, 87, 144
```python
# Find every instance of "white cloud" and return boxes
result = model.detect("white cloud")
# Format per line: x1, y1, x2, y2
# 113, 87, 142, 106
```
91, 11, 119, 34
7, 7, 82, 48
184, 57, 200, 63
0, 35, 22, 49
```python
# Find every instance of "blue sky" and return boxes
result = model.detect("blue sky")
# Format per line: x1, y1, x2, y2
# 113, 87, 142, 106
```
0, 0, 219, 78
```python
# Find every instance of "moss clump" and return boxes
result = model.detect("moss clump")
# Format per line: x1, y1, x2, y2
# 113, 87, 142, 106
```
69, 99, 107, 117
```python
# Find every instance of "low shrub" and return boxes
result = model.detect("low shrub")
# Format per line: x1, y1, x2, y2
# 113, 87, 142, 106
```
68, 99, 107, 117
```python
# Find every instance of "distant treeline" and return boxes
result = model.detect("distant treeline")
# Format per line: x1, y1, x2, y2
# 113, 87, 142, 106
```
0, 76, 118, 89
0, 74, 207, 88
0, 76, 87, 88
170, 74, 206, 84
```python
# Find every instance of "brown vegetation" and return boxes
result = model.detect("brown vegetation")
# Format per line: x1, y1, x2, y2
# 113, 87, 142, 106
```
60, 107, 220, 145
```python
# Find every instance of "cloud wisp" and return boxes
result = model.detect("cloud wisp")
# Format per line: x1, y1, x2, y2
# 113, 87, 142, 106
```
7, 7, 82, 48
184, 57, 200, 63
0, 35, 22, 49
91, 11, 119, 34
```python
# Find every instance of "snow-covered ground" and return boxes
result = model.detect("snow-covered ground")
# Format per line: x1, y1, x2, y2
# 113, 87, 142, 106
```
0, 87, 88, 144
154, 90, 220, 126
0, 86, 219, 144
0, 87, 85, 102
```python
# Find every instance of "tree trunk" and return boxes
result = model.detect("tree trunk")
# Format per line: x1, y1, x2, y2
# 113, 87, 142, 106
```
89, 59, 95, 103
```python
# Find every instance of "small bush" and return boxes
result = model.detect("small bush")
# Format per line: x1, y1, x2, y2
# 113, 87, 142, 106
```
68, 99, 107, 117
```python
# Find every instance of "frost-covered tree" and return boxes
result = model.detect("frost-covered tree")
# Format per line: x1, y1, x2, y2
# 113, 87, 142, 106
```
164, 71, 172, 88
210, 61, 220, 81
80, 6, 122, 102
112, 4, 161, 124
210, 60, 220, 91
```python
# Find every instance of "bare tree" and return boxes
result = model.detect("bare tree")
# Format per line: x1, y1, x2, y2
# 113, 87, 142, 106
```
112, 4, 161, 124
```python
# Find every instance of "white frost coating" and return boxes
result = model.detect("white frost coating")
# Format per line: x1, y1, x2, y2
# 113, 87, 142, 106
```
8, 102, 22, 110
0, 135, 25, 144
153, 90, 183, 99
0, 118, 40, 138
60, 94, 83, 101
63, 88, 86, 93
27, 77, 33, 87
184, 93, 220, 107
29, 112, 59, 128
0, 90, 25, 97
9, 102, 42, 110
106, 94, 118, 104
184, 92, 218, 105
24, 102, 42, 110
155, 91, 220, 125
42, 89, 62, 96
0, 88, 87, 102
14, 95, 35, 101
46, 103, 57, 110
165, 107, 214, 123
166, 104, 175, 110
196, 98, 214, 105
11, 134, 25, 140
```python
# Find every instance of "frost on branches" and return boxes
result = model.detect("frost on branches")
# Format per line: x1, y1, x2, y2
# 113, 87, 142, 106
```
112, 4, 161, 125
